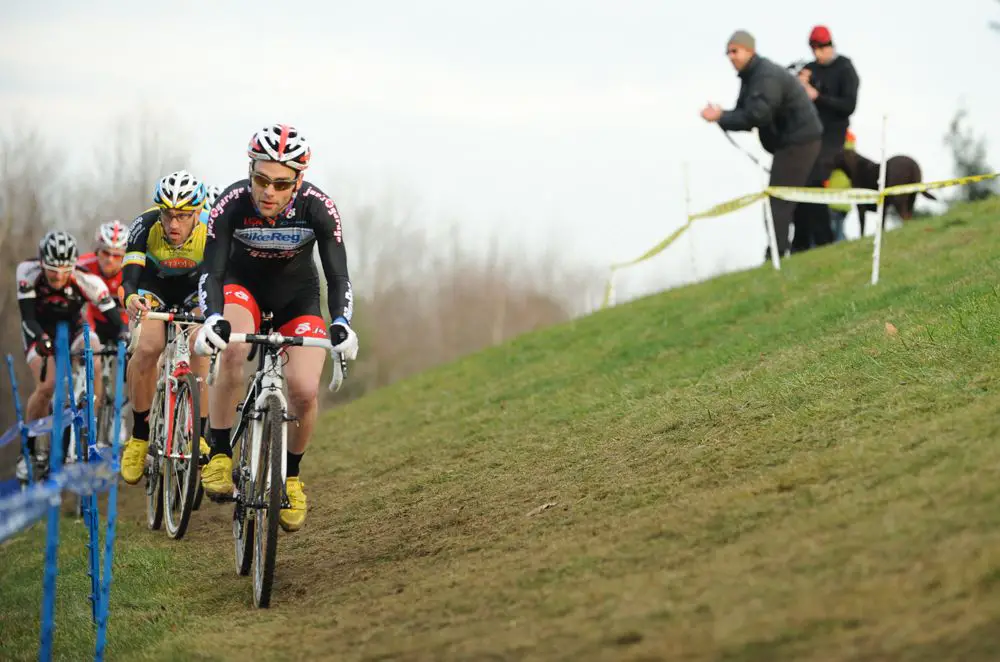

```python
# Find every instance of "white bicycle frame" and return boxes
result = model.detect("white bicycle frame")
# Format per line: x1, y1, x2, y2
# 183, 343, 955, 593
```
132, 312, 203, 463
208, 332, 340, 494
66, 361, 88, 464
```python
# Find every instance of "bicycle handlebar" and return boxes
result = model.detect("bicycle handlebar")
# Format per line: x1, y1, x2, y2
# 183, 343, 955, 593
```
40, 343, 118, 381
207, 332, 348, 392
227, 333, 334, 349
70, 347, 120, 357
141, 311, 207, 324
128, 310, 206, 354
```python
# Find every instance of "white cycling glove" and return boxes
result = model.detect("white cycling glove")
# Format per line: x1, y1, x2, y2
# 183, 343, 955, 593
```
194, 314, 231, 356
329, 318, 359, 360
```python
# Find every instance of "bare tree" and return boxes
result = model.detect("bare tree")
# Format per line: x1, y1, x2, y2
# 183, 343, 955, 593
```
943, 106, 996, 203
0, 114, 191, 477
321, 192, 602, 406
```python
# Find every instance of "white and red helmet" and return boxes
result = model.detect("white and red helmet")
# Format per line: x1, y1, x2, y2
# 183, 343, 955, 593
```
247, 124, 311, 172
95, 220, 128, 251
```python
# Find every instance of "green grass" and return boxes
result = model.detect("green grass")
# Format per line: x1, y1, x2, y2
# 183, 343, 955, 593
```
4, 198, 1000, 661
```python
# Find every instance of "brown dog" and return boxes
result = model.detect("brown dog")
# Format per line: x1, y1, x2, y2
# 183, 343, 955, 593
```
832, 150, 937, 235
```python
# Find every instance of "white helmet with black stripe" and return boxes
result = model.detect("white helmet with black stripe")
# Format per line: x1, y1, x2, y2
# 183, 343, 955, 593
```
39, 230, 79, 270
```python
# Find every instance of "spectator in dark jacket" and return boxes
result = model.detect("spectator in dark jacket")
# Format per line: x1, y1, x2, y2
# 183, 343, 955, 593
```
790, 25, 860, 252
701, 30, 822, 258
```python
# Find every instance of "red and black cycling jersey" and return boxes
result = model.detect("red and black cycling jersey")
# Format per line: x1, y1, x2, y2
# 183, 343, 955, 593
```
197, 179, 354, 323
78, 252, 128, 329
15, 259, 122, 347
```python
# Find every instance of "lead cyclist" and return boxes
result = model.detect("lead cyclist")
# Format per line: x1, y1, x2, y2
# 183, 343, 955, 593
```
194, 123, 358, 532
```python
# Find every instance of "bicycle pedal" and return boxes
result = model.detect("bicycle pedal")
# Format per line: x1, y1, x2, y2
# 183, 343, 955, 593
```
207, 492, 236, 504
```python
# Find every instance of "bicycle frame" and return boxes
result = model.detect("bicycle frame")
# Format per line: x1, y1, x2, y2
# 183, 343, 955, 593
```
135, 312, 203, 462
231, 342, 289, 493
67, 346, 117, 461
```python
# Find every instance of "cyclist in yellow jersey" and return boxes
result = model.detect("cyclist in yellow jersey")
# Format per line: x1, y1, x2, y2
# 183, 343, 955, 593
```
119, 170, 211, 484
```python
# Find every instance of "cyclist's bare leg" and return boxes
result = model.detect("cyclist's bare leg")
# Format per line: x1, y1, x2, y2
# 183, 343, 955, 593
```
25, 355, 55, 424
202, 304, 254, 493
207, 303, 254, 431
128, 319, 165, 413
120, 319, 166, 483
283, 346, 326, 455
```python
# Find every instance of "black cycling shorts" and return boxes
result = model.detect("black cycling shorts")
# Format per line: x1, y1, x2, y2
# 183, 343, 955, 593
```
222, 269, 327, 338
137, 275, 199, 312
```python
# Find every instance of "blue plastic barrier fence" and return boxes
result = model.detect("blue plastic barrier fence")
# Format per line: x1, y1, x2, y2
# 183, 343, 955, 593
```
0, 321, 126, 662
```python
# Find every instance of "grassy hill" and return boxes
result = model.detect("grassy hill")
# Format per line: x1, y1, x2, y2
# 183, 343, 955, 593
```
3, 198, 1000, 662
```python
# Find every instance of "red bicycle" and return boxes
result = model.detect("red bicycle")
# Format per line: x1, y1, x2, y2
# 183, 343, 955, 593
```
131, 308, 205, 539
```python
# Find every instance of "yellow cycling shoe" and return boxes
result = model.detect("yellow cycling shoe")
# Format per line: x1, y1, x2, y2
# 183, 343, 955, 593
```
201, 454, 233, 496
199, 437, 210, 459
120, 437, 149, 485
279, 477, 307, 532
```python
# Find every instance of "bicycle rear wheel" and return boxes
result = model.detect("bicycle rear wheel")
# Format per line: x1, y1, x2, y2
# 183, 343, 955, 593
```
96, 399, 113, 449
164, 373, 200, 539
252, 395, 283, 608
146, 386, 165, 530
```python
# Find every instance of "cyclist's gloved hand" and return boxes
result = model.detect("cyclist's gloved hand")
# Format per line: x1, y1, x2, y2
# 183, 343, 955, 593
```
329, 317, 358, 360
194, 314, 232, 356
36, 336, 54, 357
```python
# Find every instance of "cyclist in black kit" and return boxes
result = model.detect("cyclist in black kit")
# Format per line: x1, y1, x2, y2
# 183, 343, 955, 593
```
15, 231, 127, 482
194, 123, 359, 532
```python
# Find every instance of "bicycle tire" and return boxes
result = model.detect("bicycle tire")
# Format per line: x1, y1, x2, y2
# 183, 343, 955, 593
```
164, 373, 200, 540
252, 394, 283, 608
146, 386, 165, 531
96, 399, 113, 449
193, 482, 204, 511
233, 387, 256, 576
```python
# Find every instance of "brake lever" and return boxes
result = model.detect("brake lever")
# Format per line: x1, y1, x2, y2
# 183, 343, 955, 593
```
327, 351, 348, 392
207, 351, 221, 386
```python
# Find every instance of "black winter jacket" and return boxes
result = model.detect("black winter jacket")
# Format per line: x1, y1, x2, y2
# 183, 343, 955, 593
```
802, 55, 859, 141
718, 54, 822, 154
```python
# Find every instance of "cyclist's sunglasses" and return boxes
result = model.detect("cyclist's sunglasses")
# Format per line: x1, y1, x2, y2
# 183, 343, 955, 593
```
160, 209, 198, 223
251, 172, 298, 192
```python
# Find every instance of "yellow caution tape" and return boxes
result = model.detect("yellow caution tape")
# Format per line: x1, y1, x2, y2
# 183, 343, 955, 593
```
610, 222, 693, 270
882, 172, 999, 196
766, 186, 880, 204
688, 191, 767, 221
599, 171, 997, 309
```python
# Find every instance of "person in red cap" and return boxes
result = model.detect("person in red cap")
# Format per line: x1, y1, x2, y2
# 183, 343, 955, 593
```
790, 24, 860, 252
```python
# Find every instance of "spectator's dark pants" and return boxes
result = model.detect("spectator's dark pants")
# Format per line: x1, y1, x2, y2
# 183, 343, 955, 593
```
767, 139, 821, 257
791, 134, 844, 252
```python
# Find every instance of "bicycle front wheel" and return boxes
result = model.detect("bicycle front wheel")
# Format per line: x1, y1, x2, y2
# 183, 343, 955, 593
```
252, 395, 284, 608
233, 400, 255, 576
164, 373, 200, 540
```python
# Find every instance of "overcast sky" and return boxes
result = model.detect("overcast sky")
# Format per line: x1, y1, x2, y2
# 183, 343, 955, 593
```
2, 1, 998, 305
